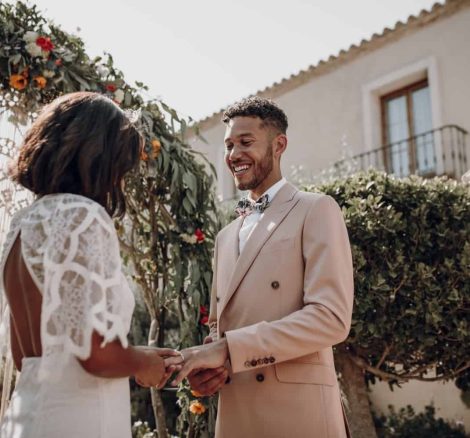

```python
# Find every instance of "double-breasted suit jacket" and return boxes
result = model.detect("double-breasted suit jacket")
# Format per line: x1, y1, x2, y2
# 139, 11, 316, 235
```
208, 182, 354, 438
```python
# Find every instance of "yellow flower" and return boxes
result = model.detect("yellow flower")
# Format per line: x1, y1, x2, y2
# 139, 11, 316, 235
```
9, 74, 28, 90
189, 400, 206, 415
33, 76, 47, 89
191, 389, 203, 398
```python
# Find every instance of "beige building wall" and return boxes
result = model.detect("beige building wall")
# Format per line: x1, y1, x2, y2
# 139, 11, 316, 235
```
188, 2, 470, 200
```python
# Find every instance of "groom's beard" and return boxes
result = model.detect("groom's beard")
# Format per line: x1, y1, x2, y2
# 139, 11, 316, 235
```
235, 144, 274, 191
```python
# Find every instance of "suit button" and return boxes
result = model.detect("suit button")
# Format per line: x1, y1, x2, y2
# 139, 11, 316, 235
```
216, 296, 220, 302
271, 281, 280, 289
244, 361, 251, 368
263, 357, 269, 364
257, 359, 263, 365
251, 359, 258, 367
269, 356, 275, 363
256, 373, 265, 382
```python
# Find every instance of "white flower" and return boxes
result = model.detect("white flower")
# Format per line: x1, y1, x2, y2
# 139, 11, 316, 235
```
25, 41, 42, 57
114, 89, 125, 103
180, 233, 197, 244
23, 31, 39, 43
96, 65, 110, 78
43, 70, 55, 78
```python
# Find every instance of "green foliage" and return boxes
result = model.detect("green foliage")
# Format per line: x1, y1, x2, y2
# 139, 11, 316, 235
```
374, 404, 469, 438
304, 171, 470, 384
1, 2, 218, 436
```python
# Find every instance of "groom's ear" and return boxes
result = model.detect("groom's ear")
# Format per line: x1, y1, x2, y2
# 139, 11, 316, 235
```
273, 134, 287, 158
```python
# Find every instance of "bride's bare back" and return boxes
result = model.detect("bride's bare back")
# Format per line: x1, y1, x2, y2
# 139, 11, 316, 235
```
3, 235, 42, 370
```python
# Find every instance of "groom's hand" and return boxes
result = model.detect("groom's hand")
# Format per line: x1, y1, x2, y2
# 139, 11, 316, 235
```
187, 336, 228, 395
188, 367, 228, 396
187, 335, 228, 395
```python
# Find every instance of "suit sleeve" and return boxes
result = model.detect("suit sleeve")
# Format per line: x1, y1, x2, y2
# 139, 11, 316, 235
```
225, 195, 354, 373
208, 236, 219, 341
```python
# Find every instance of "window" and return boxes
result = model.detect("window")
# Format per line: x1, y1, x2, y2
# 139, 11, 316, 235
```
381, 79, 434, 177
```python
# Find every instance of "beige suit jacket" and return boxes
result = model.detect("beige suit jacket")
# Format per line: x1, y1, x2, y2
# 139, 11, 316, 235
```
209, 182, 354, 438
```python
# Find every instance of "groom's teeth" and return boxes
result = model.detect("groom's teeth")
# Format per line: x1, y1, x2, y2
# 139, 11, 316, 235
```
234, 165, 250, 173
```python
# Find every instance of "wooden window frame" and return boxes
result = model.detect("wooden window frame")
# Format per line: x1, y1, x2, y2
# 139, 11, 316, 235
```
380, 79, 429, 175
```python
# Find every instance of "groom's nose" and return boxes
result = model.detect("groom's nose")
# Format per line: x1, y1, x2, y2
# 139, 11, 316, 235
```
228, 143, 243, 161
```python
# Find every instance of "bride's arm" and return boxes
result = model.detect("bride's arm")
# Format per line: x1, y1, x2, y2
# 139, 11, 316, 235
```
79, 331, 183, 388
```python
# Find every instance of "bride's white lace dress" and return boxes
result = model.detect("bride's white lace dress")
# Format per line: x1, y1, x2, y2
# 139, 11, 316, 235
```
0, 193, 135, 438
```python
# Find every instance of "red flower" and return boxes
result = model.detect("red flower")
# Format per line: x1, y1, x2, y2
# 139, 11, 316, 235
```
200, 305, 208, 316
106, 84, 117, 92
195, 228, 205, 243
200, 316, 209, 326
55, 58, 62, 66
36, 36, 54, 52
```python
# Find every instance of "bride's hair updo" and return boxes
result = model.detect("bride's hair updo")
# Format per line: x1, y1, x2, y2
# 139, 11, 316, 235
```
10, 91, 143, 217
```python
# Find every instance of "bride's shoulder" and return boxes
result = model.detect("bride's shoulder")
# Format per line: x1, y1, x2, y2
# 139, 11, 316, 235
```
30, 193, 115, 235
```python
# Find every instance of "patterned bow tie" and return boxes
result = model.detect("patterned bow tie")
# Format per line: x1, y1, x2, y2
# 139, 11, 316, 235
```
235, 194, 270, 217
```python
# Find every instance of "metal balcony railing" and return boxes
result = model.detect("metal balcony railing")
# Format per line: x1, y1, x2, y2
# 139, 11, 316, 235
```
347, 125, 468, 179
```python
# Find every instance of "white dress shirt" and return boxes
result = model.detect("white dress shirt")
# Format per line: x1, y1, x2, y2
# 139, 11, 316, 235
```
238, 177, 287, 253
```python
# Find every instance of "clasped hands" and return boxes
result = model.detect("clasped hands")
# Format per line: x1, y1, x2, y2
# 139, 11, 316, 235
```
140, 337, 229, 395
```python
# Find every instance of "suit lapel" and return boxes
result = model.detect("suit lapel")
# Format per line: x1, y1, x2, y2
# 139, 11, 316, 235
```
219, 182, 299, 317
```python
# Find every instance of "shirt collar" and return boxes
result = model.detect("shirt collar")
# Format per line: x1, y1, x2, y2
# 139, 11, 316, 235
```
248, 177, 287, 203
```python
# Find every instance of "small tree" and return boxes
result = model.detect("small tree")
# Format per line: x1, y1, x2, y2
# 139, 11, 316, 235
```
305, 171, 470, 438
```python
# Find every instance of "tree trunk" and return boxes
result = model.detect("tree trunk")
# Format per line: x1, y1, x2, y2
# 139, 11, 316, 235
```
335, 346, 377, 438
147, 318, 168, 438
151, 388, 168, 438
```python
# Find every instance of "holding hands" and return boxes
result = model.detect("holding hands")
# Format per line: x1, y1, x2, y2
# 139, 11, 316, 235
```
168, 336, 230, 392
134, 347, 184, 389
138, 337, 229, 393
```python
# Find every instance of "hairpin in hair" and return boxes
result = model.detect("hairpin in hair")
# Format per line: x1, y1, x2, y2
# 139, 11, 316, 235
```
123, 107, 142, 124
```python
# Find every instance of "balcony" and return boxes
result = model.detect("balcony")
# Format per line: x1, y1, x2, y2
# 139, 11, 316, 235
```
344, 125, 468, 179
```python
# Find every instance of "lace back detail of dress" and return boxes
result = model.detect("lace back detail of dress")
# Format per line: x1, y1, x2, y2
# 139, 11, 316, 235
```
0, 194, 135, 382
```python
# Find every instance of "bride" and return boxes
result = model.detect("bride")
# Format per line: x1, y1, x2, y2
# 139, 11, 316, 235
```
0, 92, 183, 438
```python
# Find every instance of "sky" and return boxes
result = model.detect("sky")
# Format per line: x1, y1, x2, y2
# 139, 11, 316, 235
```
14, 0, 441, 121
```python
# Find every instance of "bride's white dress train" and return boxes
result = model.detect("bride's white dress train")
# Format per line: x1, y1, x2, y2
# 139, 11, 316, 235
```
0, 194, 135, 438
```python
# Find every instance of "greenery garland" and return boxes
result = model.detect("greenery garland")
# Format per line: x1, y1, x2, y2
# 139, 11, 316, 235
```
0, 2, 218, 436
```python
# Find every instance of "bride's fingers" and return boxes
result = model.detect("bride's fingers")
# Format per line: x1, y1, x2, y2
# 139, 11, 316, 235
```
156, 366, 174, 389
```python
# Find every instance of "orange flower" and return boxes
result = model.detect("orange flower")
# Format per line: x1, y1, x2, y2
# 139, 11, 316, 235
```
189, 400, 206, 415
191, 389, 203, 398
33, 76, 47, 89
140, 149, 149, 161
9, 74, 27, 90
151, 139, 161, 157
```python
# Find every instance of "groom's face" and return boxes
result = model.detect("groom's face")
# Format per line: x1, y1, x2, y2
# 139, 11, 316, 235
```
224, 116, 277, 192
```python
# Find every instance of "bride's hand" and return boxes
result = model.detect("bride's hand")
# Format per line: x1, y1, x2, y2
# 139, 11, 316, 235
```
171, 339, 229, 386
135, 347, 183, 388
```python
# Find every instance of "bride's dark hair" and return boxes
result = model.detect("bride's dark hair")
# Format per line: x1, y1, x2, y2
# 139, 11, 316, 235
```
10, 91, 143, 217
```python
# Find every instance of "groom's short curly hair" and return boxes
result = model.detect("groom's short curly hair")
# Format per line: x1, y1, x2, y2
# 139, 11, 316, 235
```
222, 96, 288, 134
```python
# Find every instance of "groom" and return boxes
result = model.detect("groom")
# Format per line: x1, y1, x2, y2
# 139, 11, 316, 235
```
188, 97, 353, 437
